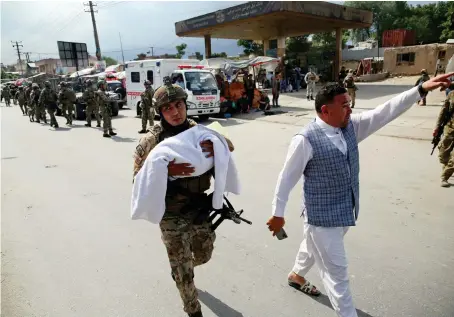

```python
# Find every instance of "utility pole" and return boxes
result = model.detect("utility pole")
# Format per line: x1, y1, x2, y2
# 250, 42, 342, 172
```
119, 32, 125, 64
11, 41, 24, 76
84, 1, 102, 61
23, 52, 32, 63
147, 46, 154, 57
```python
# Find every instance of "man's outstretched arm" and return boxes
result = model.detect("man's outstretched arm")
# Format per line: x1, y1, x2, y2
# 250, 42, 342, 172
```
351, 73, 454, 143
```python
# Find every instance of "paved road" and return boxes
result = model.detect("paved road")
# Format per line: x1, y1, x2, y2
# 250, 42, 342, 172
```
2, 85, 453, 317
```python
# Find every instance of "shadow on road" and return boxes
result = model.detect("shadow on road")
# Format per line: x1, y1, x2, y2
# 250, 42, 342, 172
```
111, 136, 138, 143
311, 294, 375, 317
197, 289, 244, 317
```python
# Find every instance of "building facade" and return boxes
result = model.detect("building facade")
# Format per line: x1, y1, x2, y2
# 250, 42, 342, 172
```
383, 43, 454, 75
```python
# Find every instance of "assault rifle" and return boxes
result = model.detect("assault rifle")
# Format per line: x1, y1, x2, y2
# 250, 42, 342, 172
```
207, 195, 252, 231
431, 98, 454, 155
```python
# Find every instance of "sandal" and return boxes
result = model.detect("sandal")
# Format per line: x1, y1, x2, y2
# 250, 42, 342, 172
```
288, 279, 321, 296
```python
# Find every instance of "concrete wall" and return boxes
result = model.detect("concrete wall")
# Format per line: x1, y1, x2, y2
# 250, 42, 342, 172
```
342, 47, 384, 61
384, 44, 454, 75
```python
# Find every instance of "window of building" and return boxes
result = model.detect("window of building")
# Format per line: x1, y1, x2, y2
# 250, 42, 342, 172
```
438, 50, 446, 60
396, 52, 415, 65
147, 70, 154, 84
131, 72, 140, 83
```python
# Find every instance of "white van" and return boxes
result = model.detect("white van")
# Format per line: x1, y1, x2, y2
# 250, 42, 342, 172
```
125, 59, 220, 120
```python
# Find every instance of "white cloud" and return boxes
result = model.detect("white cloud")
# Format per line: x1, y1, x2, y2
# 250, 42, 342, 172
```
1, 1, 246, 65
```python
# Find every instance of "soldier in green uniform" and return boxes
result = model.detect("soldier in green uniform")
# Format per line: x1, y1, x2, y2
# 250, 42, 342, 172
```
15, 86, 27, 115
138, 80, 155, 134
2, 85, 11, 106
24, 82, 33, 116
344, 71, 358, 108
83, 79, 101, 127
33, 83, 47, 123
132, 78, 234, 317
434, 90, 454, 187
415, 69, 430, 106
30, 83, 46, 123
97, 80, 117, 138
59, 82, 76, 125
39, 81, 59, 128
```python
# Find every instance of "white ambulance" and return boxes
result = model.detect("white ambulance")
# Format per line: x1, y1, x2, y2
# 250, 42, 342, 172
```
125, 59, 220, 120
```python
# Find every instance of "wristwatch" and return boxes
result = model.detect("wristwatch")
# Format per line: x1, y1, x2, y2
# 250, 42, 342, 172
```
418, 83, 428, 98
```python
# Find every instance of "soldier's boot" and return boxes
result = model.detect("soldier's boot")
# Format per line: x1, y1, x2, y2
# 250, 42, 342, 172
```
307, 96, 310, 101
188, 311, 203, 317
441, 180, 450, 188
96, 121, 101, 128
109, 130, 117, 136
85, 123, 91, 127
310, 95, 314, 100
138, 129, 147, 134
103, 133, 111, 138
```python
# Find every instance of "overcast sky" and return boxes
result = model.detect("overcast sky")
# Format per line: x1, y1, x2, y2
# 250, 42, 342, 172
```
1, 0, 439, 66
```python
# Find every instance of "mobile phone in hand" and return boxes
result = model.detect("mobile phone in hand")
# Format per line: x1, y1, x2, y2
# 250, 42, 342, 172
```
276, 228, 288, 240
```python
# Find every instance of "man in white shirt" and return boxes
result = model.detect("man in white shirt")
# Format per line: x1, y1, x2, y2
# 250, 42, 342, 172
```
267, 73, 454, 317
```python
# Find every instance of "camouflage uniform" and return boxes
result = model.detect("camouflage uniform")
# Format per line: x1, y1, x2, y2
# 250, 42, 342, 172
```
39, 82, 59, 128
83, 81, 101, 127
59, 84, 76, 125
25, 83, 33, 115
30, 85, 44, 123
15, 87, 27, 115
133, 120, 215, 316
344, 74, 358, 108
415, 71, 430, 105
97, 81, 116, 137
437, 90, 454, 185
139, 83, 155, 133
305, 71, 317, 100
133, 80, 224, 316
2, 86, 11, 106
33, 84, 47, 123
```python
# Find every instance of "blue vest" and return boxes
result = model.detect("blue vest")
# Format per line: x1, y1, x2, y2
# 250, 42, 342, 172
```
298, 120, 360, 227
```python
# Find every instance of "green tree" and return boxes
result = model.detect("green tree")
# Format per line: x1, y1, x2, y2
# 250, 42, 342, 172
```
286, 35, 311, 55
210, 52, 227, 58
311, 31, 349, 49
237, 39, 263, 56
102, 56, 118, 66
135, 53, 147, 60
440, 2, 454, 42
176, 43, 187, 59
195, 52, 203, 60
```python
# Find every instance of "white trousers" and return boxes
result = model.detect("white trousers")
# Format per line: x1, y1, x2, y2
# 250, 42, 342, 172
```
306, 82, 316, 97
292, 224, 357, 317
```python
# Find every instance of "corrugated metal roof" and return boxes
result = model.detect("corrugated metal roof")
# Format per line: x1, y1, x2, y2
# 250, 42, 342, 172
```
27, 63, 37, 68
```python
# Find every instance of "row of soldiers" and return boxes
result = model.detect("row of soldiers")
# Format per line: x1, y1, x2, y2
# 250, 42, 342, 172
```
12, 80, 117, 137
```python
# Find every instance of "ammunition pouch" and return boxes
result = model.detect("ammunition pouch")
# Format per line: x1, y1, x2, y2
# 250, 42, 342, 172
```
166, 178, 212, 224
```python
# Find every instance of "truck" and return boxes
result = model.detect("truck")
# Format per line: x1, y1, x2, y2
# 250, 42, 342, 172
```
125, 59, 220, 121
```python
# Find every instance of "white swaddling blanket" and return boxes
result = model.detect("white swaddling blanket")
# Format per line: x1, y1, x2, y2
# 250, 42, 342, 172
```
131, 125, 241, 224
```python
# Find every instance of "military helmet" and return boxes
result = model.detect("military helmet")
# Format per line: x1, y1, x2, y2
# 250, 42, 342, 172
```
27, 82, 33, 87
144, 80, 152, 87
153, 76, 187, 110
32, 83, 39, 89
86, 79, 93, 85
97, 80, 107, 89
44, 81, 51, 87
421, 69, 427, 74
